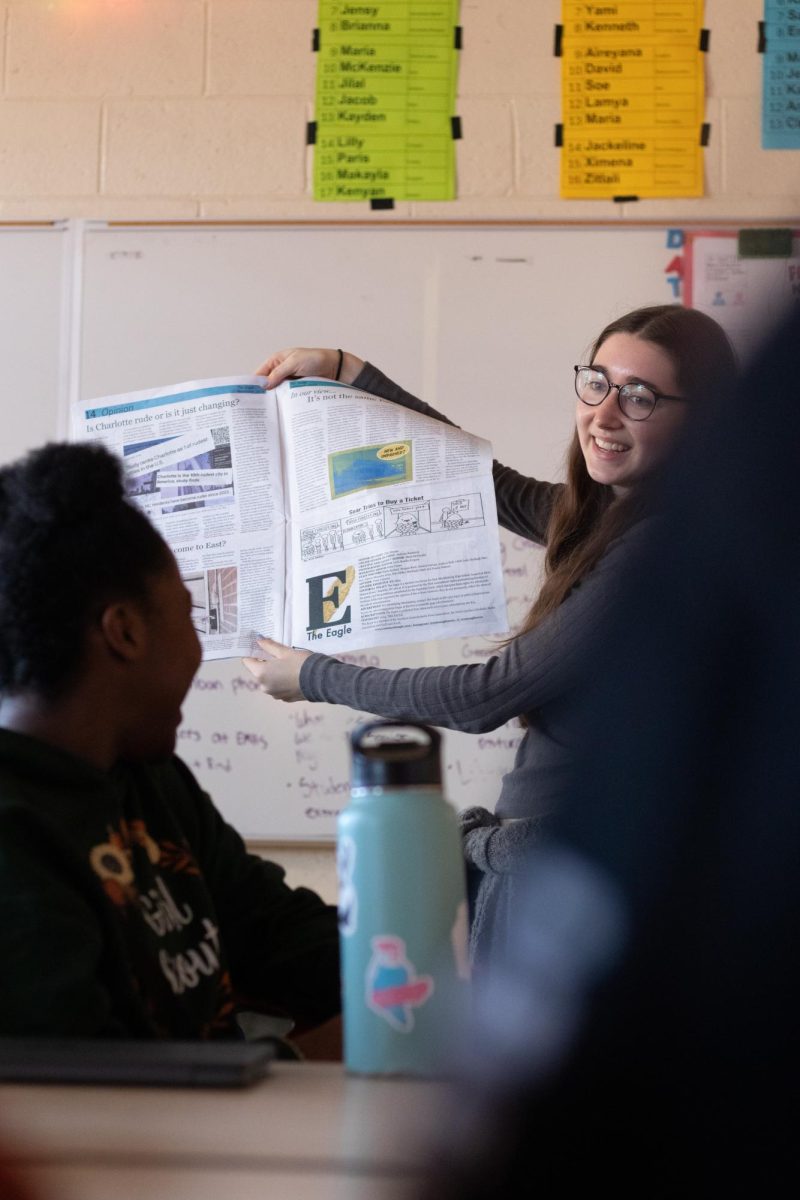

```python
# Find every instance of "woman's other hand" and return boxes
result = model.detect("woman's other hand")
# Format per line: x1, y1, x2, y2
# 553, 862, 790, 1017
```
254, 348, 364, 389
243, 636, 312, 703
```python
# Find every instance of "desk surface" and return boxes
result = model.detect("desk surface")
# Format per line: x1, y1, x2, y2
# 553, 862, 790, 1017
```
0, 1061, 449, 1200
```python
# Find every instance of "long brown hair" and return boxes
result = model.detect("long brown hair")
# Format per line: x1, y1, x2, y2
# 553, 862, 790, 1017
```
515, 305, 737, 639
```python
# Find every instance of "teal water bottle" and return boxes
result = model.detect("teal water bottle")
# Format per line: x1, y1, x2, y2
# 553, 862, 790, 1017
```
337, 721, 470, 1076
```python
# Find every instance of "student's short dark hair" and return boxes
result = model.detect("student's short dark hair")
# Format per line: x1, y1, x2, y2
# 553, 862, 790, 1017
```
0, 442, 172, 699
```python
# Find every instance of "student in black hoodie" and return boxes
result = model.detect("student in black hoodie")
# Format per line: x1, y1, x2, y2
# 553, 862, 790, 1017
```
0, 442, 341, 1044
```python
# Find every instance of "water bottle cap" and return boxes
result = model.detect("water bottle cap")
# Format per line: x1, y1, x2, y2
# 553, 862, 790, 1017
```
350, 720, 442, 789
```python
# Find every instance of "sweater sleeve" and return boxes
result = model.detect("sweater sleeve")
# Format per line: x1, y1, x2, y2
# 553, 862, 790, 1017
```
355, 362, 561, 545
300, 522, 650, 733
0, 808, 129, 1036
166, 763, 341, 1029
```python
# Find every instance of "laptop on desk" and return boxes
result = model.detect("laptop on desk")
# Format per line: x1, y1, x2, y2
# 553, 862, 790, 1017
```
0, 1037, 275, 1088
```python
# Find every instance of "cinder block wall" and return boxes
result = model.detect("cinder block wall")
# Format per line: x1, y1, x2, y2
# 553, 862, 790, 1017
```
0, 0, 795, 222
0, 0, 795, 900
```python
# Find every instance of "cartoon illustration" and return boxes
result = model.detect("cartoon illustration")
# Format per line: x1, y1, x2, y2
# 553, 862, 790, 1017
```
300, 520, 344, 562
384, 503, 431, 538
432, 493, 485, 533
329, 441, 413, 500
300, 495, 484, 559
394, 514, 420, 535
343, 513, 384, 548
439, 502, 465, 529
365, 935, 434, 1031
301, 513, 388, 561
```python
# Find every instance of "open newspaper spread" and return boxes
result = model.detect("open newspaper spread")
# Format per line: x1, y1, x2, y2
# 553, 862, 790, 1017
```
71, 375, 508, 660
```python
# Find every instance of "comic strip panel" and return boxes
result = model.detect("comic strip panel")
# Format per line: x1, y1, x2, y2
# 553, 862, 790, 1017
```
432, 493, 485, 532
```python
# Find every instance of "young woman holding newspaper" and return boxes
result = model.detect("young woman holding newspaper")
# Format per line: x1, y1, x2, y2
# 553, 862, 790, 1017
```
243, 305, 737, 969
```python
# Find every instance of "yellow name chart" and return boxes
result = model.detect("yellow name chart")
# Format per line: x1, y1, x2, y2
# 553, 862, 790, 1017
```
561, 1, 705, 199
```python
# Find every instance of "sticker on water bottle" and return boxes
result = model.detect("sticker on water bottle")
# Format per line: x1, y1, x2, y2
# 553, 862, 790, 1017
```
365, 935, 434, 1032
336, 836, 357, 936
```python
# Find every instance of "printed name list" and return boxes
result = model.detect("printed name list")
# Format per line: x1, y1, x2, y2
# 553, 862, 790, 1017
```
313, 1, 461, 202
561, 1, 705, 199
763, 0, 800, 148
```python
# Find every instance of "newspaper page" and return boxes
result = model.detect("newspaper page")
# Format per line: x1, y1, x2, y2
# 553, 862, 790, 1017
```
276, 377, 508, 652
71, 376, 287, 661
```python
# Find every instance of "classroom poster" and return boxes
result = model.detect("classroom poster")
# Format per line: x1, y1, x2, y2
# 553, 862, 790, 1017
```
313, 1, 461, 202
684, 229, 800, 360
561, 0, 705, 199
762, 0, 800, 148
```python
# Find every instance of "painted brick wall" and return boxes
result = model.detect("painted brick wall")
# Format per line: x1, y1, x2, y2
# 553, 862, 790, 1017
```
0, 0, 796, 222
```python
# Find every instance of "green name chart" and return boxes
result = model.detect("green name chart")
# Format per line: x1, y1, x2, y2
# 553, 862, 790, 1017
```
313, 1, 461, 202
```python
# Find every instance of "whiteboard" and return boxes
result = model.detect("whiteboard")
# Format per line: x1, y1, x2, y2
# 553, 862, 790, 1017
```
0, 224, 70, 465
71, 223, 680, 841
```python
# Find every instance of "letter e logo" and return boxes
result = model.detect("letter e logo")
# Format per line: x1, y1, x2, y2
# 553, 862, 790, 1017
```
306, 566, 355, 630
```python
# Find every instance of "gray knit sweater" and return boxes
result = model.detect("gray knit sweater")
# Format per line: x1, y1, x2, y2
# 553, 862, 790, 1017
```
300, 363, 643, 822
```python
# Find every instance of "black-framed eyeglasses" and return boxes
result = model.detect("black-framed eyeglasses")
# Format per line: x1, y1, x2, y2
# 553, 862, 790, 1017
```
573, 365, 685, 422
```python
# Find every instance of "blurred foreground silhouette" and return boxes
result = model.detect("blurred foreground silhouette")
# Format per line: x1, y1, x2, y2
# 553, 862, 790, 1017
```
419, 304, 800, 1196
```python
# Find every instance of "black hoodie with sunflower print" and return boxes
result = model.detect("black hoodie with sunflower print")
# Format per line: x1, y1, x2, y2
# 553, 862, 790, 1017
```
0, 728, 340, 1038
